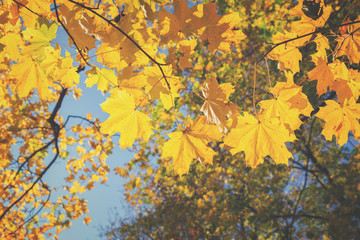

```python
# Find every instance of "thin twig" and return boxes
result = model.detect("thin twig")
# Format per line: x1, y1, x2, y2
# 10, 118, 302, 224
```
290, 159, 327, 190
264, 58, 272, 94
253, 63, 257, 116
288, 157, 309, 239
5, 183, 51, 238
67, 0, 171, 90
3, 139, 55, 192
12, 0, 42, 17
0, 88, 67, 222
257, 20, 360, 64
63, 115, 100, 130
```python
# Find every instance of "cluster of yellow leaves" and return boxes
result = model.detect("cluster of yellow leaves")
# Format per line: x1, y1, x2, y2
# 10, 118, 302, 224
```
1, 0, 360, 237
267, 0, 360, 147
4, 20, 80, 100
160, 0, 360, 176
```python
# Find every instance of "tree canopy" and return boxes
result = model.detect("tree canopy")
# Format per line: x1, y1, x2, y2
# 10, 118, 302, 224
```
0, 0, 360, 239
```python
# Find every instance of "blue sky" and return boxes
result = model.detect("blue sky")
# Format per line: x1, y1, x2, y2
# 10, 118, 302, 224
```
44, 78, 135, 240
41, 27, 135, 239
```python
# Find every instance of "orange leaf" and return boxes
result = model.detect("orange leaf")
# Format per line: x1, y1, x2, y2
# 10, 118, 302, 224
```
308, 57, 334, 95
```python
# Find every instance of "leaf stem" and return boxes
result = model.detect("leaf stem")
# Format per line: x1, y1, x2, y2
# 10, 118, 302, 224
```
253, 63, 258, 116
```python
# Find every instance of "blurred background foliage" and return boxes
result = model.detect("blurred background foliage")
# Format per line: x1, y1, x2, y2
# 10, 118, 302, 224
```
102, 0, 360, 239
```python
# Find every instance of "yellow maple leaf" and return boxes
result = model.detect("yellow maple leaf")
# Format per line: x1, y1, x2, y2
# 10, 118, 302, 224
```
114, 167, 129, 177
268, 31, 302, 73
96, 43, 128, 71
118, 66, 147, 105
200, 77, 237, 133
39, 46, 61, 76
144, 65, 182, 110
0, 32, 22, 60
224, 112, 296, 167
58, 4, 96, 51
327, 60, 354, 103
10, 56, 52, 99
162, 116, 223, 176
158, 0, 200, 43
259, 93, 303, 131
53, 52, 80, 88
23, 22, 57, 53
100, 89, 153, 149
316, 98, 360, 146
291, 19, 315, 46
312, 34, 330, 59
218, 28, 246, 52
194, 2, 232, 52
83, 216, 92, 225
85, 66, 117, 92
20, 0, 52, 28
260, 72, 313, 131
348, 69, 360, 101
275, 71, 314, 116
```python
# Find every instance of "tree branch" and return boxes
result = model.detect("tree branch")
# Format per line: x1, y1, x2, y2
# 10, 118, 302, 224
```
290, 159, 328, 190
272, 213, 326, 220
257, 20, 360, 64
12, 0, 43, 18
288, 156, 309, 240
4, 139, 55, 192
67, 0, 171, 90
53, 0, 91, 66
0, 88, 67, 222
301, 146, 334, 186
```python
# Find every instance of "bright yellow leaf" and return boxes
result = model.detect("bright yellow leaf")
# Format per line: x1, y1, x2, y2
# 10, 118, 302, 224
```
224, 112, 295, 167
259, 72, 313, 131
316, 98, 360, 146
85, 67, 117, 92
83, 216, 92, 225
144, 65, 182, 110
69, 181, 86, 194
10, 56, 52, 99
23, 22, 57, 54
162, 116, 223, 176
100, 89, 153, 149
269, 31, 302, 73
